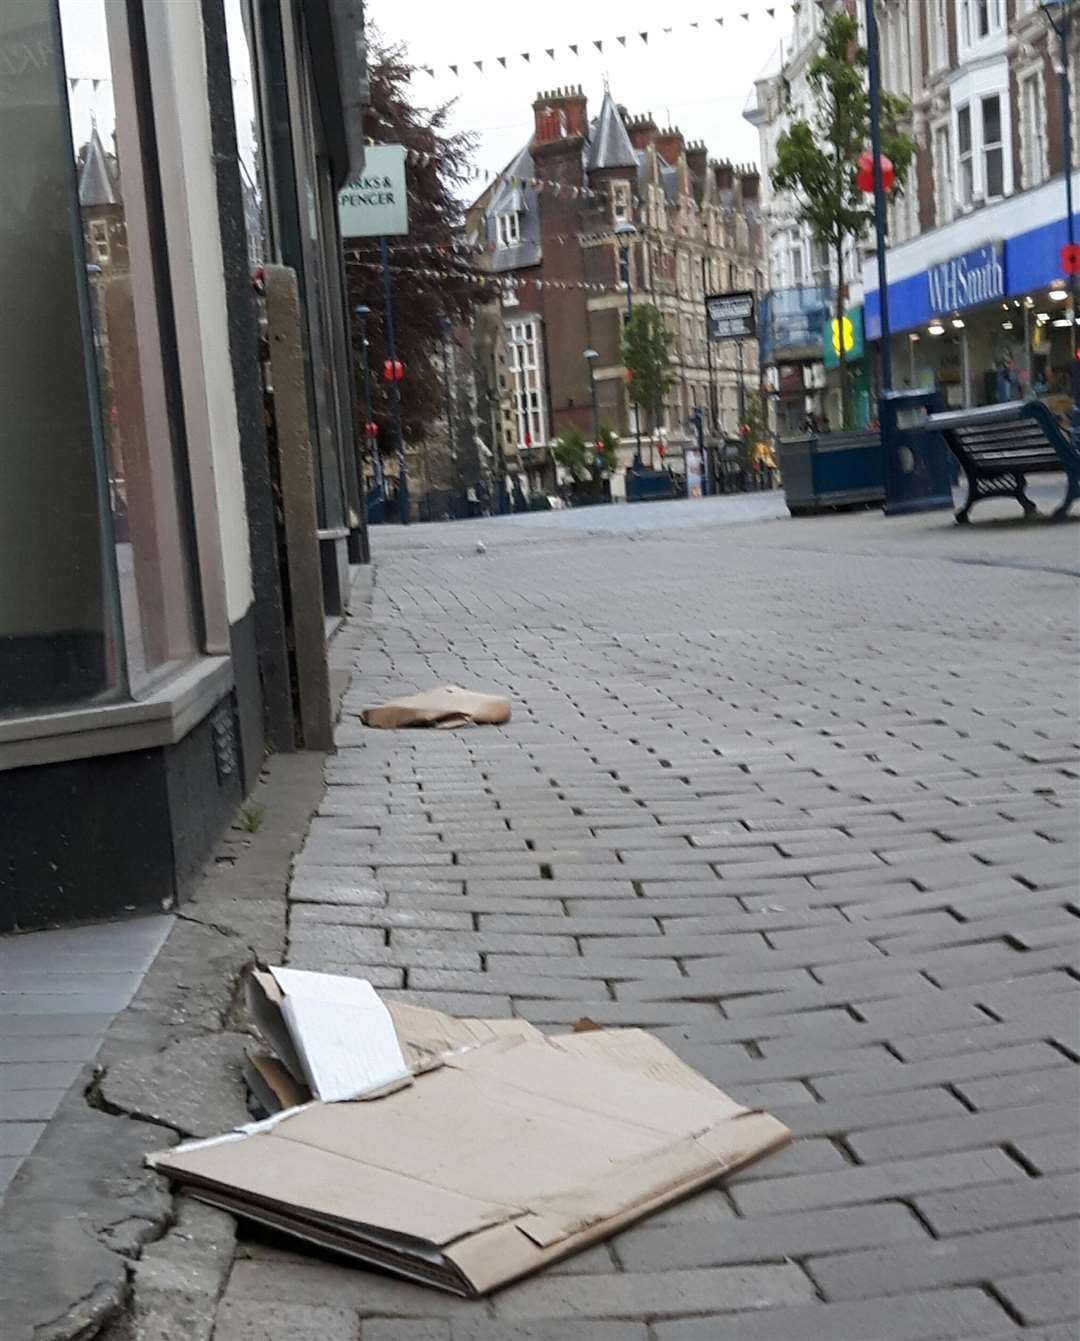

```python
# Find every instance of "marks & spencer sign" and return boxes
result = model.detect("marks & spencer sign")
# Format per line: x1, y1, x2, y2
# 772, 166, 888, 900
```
927, 242, 1004, 316
338, 146, 408, 238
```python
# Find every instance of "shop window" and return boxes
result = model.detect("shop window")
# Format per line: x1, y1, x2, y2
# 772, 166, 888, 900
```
1020, 71, 1047, 190
497, 211, 521, 249
982, 95, 1004, 199
957, 104, 975, 206
62, 0, 197, 698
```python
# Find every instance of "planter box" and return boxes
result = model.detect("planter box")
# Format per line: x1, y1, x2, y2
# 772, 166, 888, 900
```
778, 432, 884, 516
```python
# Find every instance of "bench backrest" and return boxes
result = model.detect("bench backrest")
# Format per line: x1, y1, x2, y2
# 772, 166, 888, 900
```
926, 401, 1065, 470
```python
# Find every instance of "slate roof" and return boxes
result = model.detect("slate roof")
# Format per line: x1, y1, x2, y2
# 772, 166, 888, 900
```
79, 126, 117, 208
587, 91, 637, 171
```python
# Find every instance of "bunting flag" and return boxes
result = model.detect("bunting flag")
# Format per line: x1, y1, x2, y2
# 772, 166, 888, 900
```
345, 255, 638, 298
419, 6, 784, 79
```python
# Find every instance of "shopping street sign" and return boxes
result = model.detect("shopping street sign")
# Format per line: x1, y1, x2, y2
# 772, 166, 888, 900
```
707, 291, 756, 341
338, 146, 409, 238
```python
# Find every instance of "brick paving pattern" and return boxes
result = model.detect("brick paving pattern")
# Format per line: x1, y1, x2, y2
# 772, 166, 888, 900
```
216, 497, 1079, 1339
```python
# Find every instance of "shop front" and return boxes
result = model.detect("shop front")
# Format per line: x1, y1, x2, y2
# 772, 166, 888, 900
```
865, 178, 1080, 421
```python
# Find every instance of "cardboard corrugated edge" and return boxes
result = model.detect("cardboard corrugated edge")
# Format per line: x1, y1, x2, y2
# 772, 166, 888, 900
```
243, 1050, 310, 1114
446, 1111, 791, 1295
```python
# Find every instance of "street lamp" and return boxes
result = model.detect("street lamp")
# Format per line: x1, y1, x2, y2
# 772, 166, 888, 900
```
353, 304, 383, 511
614, 221, 644, 462
437, 314, 459, 517
1042, 0, 1080, 422
584, 348, 600, 446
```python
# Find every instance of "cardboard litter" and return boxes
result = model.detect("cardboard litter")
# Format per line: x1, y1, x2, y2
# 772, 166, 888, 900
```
245, 968, 542, 1108
361, 685, 511, 730
151, 975, 791, 1297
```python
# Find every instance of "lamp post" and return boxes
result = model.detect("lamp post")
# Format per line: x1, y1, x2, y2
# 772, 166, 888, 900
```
615, 220, 645, 464
864, 0, 893, 398
1042, 0, 1080, 422
437, 315, 459, 517
584, 348, 600, 446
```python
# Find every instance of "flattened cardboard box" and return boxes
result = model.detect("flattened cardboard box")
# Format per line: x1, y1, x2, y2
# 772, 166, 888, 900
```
361, 685, 511, 730
150, 1030, 789, 1296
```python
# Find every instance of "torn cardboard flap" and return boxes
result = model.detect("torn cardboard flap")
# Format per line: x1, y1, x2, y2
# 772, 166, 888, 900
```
246, 968, 410, 1103
150, 1026, 790, 1297
361, 685, 511, 730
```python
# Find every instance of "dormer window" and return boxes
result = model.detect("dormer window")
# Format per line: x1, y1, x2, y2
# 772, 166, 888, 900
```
497, 211, 521, 249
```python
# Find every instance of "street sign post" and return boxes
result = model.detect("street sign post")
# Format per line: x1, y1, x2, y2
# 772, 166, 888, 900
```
338, 145, 410, 522
706, 291, 756, 342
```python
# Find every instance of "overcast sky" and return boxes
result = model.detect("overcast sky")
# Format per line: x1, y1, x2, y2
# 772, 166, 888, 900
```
376, 0, 793, 195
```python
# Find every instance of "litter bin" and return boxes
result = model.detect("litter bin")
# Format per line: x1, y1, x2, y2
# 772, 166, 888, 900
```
879, 387, 954, 516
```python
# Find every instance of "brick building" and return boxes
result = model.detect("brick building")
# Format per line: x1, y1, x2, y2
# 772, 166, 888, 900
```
867, 0, 1080, 413
467, 86, 763, 494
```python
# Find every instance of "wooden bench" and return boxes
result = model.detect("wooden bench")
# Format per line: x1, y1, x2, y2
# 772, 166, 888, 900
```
922, 400, 1080, 523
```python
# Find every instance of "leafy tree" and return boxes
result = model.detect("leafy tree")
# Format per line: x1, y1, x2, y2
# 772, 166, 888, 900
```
553, 427, 591, 482
622, 305, 675, 436
771, 11, 914, 428
346, 30, 481, 444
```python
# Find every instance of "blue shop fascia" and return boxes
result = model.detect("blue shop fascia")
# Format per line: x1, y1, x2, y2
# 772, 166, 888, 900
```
864, 181, 1080, 420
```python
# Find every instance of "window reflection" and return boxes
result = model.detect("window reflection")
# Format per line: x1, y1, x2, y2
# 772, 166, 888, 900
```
0, 0, 115, 713
60, 0, 196, 691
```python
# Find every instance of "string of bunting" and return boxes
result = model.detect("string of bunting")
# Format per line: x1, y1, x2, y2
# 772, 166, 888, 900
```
413, 5, 783, 79
396, 147, 762, 221
345, 256, 630, 297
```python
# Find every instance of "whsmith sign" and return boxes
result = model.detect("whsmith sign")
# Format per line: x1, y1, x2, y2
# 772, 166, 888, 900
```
927, 242, 1005, 316
338, 145, 408, 238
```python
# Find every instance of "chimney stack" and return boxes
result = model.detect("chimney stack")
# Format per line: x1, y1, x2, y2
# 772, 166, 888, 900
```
686, 140, 708, 180
532, 85, 588, 145
626, 112, 657, 150
654, 125, 685, 166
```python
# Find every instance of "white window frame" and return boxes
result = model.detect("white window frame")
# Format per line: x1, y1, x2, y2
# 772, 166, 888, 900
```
496, 211, 521, 250
1019, 67, 1048, 190
505, 318, 548, 450
612, 183, 631, 224
950, 60, 1012, 209
933, 119, 954, 225
929, 0, 949, 74
956, 0, 1005, 61
980, 92, 1005, 200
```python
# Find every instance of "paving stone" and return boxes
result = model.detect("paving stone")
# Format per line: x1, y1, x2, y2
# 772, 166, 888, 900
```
806, 1219, 1079, 1301
956, 1064, 1080, 1111
848, 1098, 1080, 1163
993, 1268, 1080, 1327
492, 1263, 815, 1320
914, 1171, 1080, 1235
729, 1147, 1022, 1215
811, 1042, 1066, 1100
1013, 1129, 1080, 1175
651, 1288, 1015, 1340
0, 1123, 45, 1158
613, 1203, 926, 1272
